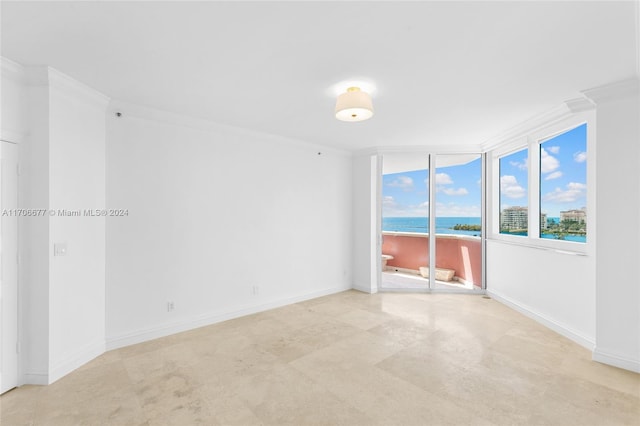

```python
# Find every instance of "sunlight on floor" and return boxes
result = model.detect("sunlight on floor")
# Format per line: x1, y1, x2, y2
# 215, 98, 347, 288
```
380, 270, 478, 291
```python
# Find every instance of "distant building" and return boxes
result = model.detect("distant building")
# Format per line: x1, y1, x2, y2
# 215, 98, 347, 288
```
560, 208, 587, 224
501, 206, 528, 230
540, 212, 548, 230
501, 207, 549, 230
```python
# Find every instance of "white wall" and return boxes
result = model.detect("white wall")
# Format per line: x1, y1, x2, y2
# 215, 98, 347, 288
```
47, 70, 109, 382
585, 79, 640, 372
1, 58, 31, 387
485, 105, 598, 350
0, 58, 27, 143
486, 79, 640, 372
486, 242, 596, 347
352, 154, 379, 293
105, 104, 352, 348
2, 61, 109, 384
22, 70, 51, 384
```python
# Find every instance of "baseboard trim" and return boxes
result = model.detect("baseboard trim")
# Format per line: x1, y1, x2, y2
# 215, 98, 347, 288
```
106, 285, 350, 351
352, 283, 377, 294
486, 289, 595, 351
22, 372, 48, 386
593, 348, 640, 373
48, 340, 106, 384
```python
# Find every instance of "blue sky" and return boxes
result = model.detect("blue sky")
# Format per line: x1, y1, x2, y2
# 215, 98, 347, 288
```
500, 123, 587, 217
383, 156, 482, 217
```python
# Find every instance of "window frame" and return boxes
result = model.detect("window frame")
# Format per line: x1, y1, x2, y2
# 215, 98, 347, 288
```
490, 112, 594, 255
496, 144, 530, 239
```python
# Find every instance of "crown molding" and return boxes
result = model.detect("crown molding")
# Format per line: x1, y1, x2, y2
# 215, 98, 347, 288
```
480, 103, 573, 152
581, 78, 639, 104
1, 56, 26, 83
21, 66, 110, 108
565, 97, 596, 113
108, 100, 352, 158
23, 66, 50, 86
47, 67, 110, 108
353, 144, 484, 158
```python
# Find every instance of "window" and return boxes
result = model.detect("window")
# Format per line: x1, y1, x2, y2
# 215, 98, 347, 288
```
493, 120, 589, 249
539, 124, 587, 243
499, 148, 528, 236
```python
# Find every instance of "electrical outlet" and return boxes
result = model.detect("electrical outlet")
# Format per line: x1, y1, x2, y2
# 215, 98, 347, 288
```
54, 243, 68, 256
252, 285, 260, 296
167, 301, 175, 312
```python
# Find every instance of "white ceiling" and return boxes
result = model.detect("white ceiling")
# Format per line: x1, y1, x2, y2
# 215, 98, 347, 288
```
1, 1, 637, 152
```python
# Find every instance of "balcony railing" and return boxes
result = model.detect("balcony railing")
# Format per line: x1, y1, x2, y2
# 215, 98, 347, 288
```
381, 231, 482, 288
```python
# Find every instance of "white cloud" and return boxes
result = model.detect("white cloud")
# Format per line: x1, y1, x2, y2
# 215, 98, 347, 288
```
382, 196, 396, 207
387, 176, 414, 190
547, 146, 560, 154
540, 148, 560, 173
500, 175, 526, 199
435, 202, 481, 217
441, 187, 469, 196
542, 182, 586, 203
509, 159, 528, 171
435, 173, 453, 185
573, 151, 587, 163
382, 196, 430, 217
544, 171, 563, 181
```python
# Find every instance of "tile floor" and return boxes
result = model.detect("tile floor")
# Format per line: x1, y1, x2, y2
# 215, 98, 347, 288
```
1, 290, 639, 425
381, 270, 477, 291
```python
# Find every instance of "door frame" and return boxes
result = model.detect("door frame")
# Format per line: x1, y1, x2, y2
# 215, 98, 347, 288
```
376, 151, 487, 293
1, 139, 20, 394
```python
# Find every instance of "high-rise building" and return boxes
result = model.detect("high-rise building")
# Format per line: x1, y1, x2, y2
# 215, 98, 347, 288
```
501, 206, 528, 230
540, 212, 548, 230
560, 208, 587, 224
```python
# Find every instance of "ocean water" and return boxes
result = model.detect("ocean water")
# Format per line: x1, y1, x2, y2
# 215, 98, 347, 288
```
383, 216, 587, 243
382, 217, 481, 237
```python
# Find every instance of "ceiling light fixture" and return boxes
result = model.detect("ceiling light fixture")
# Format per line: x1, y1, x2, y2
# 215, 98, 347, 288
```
335, 86, 374, 122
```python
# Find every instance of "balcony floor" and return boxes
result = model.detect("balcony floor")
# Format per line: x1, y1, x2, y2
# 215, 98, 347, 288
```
380, 270, 480, 292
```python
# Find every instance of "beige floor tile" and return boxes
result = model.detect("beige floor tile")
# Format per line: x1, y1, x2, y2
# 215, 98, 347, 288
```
529, 386, 639, 426
201, 386, 263, 426
134, 368, 216, 425
303, 298, 360, 317
263, 303, 331, 331
0, 385, 41, 426
542, 374, 640, 425
229, 363, 376, 426
334, 307, 393, 330
489, 333, 569, 370
122, 341, 200, 383
191, 344, 284, 389
292, 353, 493, 425
558, 349, 640, 398
259, 318, 362, 362
291, 330, 412, 368
39, 360, 132, 407
74, 349, 123, 374
34, 388, 146, 426
4, 290, 639, 426
376, 338, 555, 424
367, 316, 438, 347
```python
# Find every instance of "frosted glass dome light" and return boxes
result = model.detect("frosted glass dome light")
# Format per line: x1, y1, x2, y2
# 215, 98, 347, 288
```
335, 87, 374, 122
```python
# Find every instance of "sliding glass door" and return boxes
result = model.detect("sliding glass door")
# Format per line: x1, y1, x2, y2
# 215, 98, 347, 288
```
432, 154, 483, 291
380, 153, 484, 291
380, 154, 429, 290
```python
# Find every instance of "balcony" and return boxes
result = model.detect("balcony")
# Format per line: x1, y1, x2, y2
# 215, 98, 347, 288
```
381, 231, 482, 291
